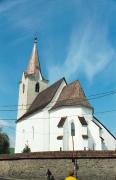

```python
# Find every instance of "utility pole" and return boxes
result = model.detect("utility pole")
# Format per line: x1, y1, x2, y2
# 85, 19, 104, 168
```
71, 122, 78, 178
71, 122, 76, 176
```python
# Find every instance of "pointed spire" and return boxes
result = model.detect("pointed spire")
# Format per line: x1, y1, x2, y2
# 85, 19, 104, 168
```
34, 32, 38, 43
26, 34, 41, 77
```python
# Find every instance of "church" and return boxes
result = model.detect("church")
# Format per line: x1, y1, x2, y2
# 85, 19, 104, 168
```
15, 36, 116, 153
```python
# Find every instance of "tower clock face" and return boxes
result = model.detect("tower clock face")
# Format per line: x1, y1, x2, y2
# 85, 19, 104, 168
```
35, 82, 39, 92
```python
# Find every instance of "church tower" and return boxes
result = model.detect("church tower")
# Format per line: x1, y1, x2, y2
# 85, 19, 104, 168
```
17, 35, 48, 119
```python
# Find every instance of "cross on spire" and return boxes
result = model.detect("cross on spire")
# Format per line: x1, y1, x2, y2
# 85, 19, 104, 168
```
34, 32, 38, 43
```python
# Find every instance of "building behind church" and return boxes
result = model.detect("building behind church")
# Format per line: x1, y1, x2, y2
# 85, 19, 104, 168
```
15, 36, 116, 153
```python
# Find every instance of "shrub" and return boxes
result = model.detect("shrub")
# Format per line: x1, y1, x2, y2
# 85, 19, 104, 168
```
0, 129, 10, 154
22, 145, 31, 153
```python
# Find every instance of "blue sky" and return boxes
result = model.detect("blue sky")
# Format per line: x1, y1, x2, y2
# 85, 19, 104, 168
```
0, 0, 116, 147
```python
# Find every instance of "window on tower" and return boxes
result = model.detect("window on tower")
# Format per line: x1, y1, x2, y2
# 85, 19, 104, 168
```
35, 82, 39, 92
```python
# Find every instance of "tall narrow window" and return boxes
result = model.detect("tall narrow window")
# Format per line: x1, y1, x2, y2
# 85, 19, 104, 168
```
71, 122, 75, 136
23, 84, 25, 93
35, 82, 39, 92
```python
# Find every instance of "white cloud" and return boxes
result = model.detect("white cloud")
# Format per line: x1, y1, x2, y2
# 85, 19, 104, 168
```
48, 22, 115, 83
0, 119, 15, 129
0, 119, 8, 127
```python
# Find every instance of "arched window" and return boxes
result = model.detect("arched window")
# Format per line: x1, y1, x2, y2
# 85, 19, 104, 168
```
71, 122, 75, 136
35, 82, 39, 92
22, 84, 25, 93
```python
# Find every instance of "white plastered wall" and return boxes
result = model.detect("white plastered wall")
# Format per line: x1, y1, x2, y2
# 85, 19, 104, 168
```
49, 106, 94, 151
17, 72, 48, 119
15, 110, 50, 153
15, 79, 66, 153
93, 117, 116, 150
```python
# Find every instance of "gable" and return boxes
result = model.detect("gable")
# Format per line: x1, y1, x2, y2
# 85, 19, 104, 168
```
51, 80, 93, 110
17, 77, 66, 122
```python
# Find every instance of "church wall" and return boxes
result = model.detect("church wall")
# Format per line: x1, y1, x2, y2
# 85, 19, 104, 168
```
15, 109, 50, 153
17, 72, 48, 119
94, 118, 116, 150
16, 79, 67, 153
27, 75, 48, 107
88, 120, 101, 150
63, 119, 69, 150
68, 115, 84, 150
17, 73, 28, 118
26, 77, 39, 107
15, 105, 115, 153
49, 106, 93, 151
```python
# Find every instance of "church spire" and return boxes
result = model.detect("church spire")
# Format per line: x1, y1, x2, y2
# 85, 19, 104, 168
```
26, 34, 42, 78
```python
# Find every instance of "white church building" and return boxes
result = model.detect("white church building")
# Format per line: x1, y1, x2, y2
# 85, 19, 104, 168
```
15, 36, 116, 153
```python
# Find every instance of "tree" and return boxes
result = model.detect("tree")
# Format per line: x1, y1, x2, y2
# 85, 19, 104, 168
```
22, 144, 31, 153
0, 128, 10, 154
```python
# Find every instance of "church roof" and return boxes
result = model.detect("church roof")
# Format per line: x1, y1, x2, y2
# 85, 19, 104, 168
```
17, 79, 92, 122
26, 34, 46, 81
17, 78, 65, 122
27, 35, 40, 75
51, 80, 92, 110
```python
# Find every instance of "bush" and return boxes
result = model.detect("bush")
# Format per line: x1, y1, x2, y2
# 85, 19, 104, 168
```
22, 145, 31, 153
0, 129, 10, 154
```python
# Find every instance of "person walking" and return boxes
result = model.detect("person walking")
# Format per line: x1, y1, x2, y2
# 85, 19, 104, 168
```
46, 169, 52, 180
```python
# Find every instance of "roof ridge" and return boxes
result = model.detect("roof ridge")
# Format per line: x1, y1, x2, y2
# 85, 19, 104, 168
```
38, 77, 65, 96
51, 79, 93, 111
68, 80, 79, 86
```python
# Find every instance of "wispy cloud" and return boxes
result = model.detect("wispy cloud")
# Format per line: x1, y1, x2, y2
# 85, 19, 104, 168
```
0, 118, 15, 128
0, 0, 27, 14
48, 22, 115, 83
0, 0, 49, 31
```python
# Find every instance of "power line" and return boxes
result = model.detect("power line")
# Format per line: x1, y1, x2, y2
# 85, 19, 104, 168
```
0, 90, 116, 112
0, 108, 116, 121
0, 89, 116, 108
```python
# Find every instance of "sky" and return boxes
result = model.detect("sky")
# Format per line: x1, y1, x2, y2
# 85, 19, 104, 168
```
0, 0, 116, 147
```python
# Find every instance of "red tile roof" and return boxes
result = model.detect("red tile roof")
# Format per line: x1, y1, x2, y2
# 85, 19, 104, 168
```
51, 80, 93, 110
